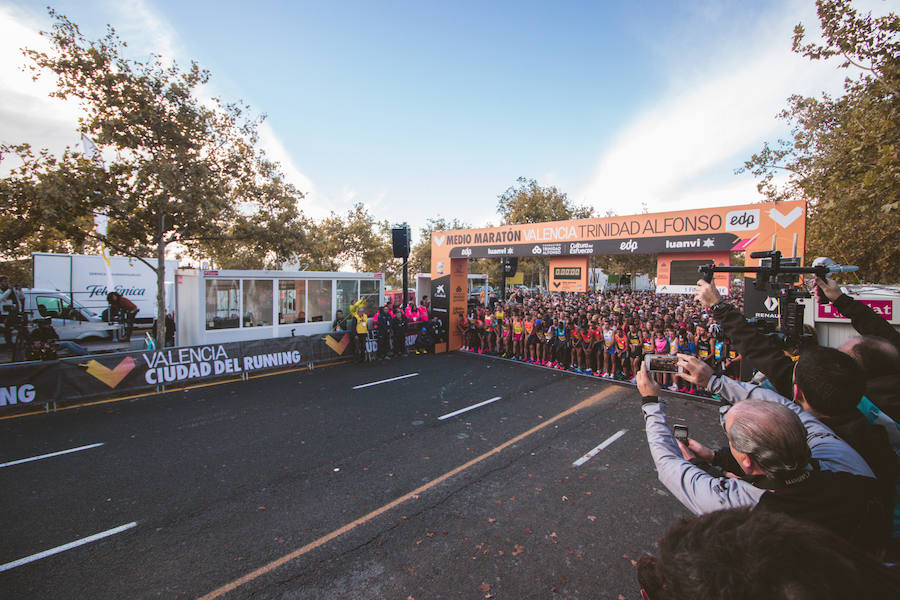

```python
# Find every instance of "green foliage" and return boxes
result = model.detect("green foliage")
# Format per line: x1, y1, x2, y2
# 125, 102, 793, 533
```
495, 177, 595, 288
1, 10, 308, 343
594, 253, 658, 279
408, 216, 471, 275
497, 177, 594, 224
741, 0, 899, 282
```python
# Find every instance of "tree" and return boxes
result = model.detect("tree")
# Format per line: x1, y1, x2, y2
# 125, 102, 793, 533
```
1, 10, 307, 344
408, 216, 471, 276
496, 177, 595, 288
740, 0, 899, 282
497, 177, 594, 224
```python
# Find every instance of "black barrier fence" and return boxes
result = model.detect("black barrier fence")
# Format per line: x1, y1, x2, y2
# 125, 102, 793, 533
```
0, 331, 365, 412
0, 323, 439, 413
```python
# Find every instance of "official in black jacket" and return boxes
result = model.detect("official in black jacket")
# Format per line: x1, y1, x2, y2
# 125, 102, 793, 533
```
817, 277, 900, 422
695, 279, 899, 536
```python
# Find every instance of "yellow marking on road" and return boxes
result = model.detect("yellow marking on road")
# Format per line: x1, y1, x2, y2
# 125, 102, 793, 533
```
197, 385, 622, 600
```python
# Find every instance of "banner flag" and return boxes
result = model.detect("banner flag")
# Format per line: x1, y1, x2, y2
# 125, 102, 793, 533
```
81, 133, 114, 290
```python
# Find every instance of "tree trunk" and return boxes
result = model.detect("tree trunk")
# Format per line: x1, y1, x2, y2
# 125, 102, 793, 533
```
155, 213, 166, 348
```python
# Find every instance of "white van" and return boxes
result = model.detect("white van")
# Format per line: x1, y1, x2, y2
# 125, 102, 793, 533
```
16, 288, 119, 341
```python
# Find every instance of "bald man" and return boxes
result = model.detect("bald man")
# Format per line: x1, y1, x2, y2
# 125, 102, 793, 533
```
637, 356, 887, 555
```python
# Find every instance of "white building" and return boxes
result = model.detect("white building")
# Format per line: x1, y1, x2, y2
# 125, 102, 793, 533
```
176, 269, 383, 346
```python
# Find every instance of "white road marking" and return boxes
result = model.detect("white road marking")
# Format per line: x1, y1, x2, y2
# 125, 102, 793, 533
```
352, 373, 419, 389
572, 429, 627, 467
0, 522, 137, 573
438, 397, 501, 421
0, 443, 105, 469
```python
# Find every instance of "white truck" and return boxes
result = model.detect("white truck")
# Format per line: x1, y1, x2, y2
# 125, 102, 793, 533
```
32, 252, 177, 324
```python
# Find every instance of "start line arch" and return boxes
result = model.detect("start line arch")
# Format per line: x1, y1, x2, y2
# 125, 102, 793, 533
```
429, 199, 806, 352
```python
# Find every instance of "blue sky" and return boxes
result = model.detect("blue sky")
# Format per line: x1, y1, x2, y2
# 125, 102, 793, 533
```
1, 0, 886, 239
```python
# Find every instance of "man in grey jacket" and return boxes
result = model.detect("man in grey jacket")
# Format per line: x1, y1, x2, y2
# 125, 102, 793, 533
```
637, 355, 887, 555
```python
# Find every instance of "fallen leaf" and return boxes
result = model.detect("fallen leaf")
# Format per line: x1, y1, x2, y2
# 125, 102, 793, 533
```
479, 582, 491, 593
587, 515, 597, 522
488, 518, 496, 524
524, 527, 533, 534
512, 544, 525, 556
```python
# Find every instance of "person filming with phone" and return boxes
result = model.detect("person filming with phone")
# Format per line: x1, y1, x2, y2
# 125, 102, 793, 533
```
636, 354, 888, 556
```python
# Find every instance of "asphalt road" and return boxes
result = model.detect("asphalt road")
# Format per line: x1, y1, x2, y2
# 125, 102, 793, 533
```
0, 352, 726, 599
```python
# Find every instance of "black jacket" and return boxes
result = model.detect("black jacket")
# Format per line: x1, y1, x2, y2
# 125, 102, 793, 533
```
711, 301, 899, 516
832, 293, 900, 421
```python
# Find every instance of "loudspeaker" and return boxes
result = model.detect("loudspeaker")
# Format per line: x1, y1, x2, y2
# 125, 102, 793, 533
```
503, 257, 518, 276
392, 226, 410, 258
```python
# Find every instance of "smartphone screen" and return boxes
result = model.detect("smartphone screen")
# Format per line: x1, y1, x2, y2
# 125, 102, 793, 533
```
645, 354, 680, 373
673, 424, 688, 442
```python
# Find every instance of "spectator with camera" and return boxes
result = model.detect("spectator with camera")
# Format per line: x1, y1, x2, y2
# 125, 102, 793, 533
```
695, 278, 899, 540
636, 355, 888, 555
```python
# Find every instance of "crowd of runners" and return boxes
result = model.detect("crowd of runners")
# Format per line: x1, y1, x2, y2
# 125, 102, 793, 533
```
457, 286, 744, 395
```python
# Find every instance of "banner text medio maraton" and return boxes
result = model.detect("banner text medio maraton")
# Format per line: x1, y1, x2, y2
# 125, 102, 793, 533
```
443, 214, 723, 246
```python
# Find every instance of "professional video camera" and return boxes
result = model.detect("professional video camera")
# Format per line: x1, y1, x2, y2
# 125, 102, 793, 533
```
698, 251, 857, 348
2, 304, 37, 362
2, 303, 29, 328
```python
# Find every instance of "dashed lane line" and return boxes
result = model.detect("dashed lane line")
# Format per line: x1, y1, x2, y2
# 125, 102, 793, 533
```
0, 522, 137, 573
352, 373, 419, 389
0, 443, 105, 469
437, 397, 501, 421
196, 386, 622, 600
572, 429, 627, 467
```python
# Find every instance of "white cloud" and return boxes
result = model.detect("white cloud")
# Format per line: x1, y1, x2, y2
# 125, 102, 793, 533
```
102, 0, 179, 64
0, 0, 320, 212
0, 5, 82, 165
257, 120, 324, 216
577, 2, 850, 216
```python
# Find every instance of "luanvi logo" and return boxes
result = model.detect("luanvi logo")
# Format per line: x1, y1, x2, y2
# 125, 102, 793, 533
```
81, 356, 137, 388
324, 334, 351, 355
433, 234, 445, 247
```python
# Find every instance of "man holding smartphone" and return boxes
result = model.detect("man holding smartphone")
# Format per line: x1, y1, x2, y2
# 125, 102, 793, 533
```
635, 356, 887, 555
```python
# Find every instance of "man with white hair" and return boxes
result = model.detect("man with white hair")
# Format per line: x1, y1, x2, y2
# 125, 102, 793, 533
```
637, 356, 887, 555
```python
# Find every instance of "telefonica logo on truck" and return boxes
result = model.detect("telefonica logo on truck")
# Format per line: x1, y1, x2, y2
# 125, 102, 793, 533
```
86, 284, 148, 298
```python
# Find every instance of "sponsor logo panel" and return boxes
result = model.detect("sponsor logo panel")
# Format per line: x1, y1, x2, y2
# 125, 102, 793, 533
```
725, 209, 760, 232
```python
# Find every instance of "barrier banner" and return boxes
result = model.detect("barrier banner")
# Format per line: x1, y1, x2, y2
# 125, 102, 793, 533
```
0, 335, 341, 412
0, 361, 61, 409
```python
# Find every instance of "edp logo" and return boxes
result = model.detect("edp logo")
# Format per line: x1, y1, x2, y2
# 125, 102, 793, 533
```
725, 209, 760, 232
619, 239, 638, 253
460, 248, 472, 257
